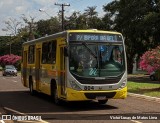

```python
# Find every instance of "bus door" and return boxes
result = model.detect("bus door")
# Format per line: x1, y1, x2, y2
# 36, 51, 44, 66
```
35, 48, 41, 91
23, 51, 27, 86
60, 46, 66, 96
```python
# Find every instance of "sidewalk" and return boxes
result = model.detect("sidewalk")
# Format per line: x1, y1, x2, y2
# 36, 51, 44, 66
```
128, 92, 160, 103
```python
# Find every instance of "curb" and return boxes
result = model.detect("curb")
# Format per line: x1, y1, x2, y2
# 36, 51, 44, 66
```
128, 92, 160, 103
0, 106, 6, 115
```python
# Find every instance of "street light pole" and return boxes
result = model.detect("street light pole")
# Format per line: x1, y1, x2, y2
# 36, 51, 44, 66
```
39, 9, 51, 18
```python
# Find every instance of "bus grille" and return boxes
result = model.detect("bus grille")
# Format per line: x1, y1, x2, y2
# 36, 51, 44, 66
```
84, 92, 116, 99
77, 78, 120, 84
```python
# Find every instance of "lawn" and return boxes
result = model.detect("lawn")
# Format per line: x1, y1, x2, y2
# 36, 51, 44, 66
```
127, 81, 160, 98
0, 66, 2, 71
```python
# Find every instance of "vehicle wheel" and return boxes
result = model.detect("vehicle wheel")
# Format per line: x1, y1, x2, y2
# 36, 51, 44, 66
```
29, 80, 34, 95
150, 75, 155, 81
98, 99, 108, 105
51, 84, 61, 105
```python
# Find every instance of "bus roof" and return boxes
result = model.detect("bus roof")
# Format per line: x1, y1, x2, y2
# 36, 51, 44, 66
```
22, 29, 122, 46
67, 29, 121, 34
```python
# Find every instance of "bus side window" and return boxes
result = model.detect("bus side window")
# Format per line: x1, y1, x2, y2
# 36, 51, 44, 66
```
28, 45, 35, 64
42, 41, 57, 64
51, 41, 56, 63
42, 42, 48, 63
48, 42, 52, 63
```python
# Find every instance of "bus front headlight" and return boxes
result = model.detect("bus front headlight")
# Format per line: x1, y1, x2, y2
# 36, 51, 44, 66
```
69, 81, 82, 91
119, 79, 127, 90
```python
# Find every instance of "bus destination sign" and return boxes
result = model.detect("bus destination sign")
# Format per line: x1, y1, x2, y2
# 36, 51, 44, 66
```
69, 33, 122, 42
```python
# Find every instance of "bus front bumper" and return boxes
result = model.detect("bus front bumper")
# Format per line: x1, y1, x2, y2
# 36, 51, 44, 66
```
66, 86, 127, 101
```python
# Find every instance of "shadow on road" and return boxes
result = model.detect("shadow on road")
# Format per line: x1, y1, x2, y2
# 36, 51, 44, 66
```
0, 90, 117, 115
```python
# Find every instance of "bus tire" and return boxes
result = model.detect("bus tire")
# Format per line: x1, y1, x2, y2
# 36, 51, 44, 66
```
51, 80, 61, 105
29, 77, 34, 95
98, 99, 108, 105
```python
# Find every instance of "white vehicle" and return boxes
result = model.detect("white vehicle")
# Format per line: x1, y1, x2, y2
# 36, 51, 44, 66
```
150, 71, 156, 81
2, 65, 17, 76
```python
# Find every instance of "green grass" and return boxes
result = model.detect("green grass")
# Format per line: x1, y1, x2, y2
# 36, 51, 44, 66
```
128, 81, 160, 98
0, 66, 2, 71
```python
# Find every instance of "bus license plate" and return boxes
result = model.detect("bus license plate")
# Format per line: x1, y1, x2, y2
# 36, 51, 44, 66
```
96, 96, 106, 100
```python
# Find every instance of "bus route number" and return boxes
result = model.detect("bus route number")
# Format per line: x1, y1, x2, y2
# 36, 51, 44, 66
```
84, 86, 94, 90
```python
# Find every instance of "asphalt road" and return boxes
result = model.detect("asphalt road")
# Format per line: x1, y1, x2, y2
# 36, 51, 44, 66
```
0, 72, 160, 123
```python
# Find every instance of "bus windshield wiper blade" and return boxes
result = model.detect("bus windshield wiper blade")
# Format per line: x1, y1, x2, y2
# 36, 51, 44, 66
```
82, 42, 97, 59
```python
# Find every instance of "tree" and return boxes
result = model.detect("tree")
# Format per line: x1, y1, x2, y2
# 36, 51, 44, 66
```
139, 46, 160, 74
36, 17, 61, 37
103, 0, 158, 73
65, 11, 80, 29
142, 0, 160, 47
66, 6, 104, 30
0, 54, 21, 69
21, 15, 37, 40
2, 18, 22, 36
2, 17, 25, 55
0, 36, 10, 55
84, 6, 99, 28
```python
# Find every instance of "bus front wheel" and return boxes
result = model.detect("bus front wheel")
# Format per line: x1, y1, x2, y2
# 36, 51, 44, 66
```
98, 99, 108, 105
51, 82, 61, 105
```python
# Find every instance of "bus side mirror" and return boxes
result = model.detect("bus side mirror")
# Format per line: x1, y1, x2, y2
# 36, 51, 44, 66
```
64, 47, 68, 57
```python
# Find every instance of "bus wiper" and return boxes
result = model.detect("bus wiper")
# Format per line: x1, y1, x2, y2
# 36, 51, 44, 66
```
82, 42, 97, 59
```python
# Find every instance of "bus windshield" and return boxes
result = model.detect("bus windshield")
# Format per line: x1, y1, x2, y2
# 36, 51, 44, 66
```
69, 42, 125, 78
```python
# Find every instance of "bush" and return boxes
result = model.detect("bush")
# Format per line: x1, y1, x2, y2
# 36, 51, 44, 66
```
0, 65, 2, 71
139, 46, 160, 74
0, 54, 21, 70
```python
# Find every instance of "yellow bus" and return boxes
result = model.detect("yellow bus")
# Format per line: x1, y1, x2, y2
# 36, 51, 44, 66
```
21, 29, 127, 105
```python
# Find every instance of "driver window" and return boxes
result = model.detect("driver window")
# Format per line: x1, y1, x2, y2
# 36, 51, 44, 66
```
112, 46, 122, 64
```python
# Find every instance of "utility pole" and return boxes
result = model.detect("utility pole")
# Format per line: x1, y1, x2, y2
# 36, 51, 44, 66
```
55, 3, 70, 31
10, 35, 11, 55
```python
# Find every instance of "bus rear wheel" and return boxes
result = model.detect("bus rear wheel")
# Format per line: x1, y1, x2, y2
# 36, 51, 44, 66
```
98, 99, 108, 105
29, 77, 35, 95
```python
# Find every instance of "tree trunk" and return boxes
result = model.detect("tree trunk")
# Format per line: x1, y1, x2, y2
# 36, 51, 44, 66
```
127, 55, 134, 74
127, 60, 133, 74
28, 33, 35, 41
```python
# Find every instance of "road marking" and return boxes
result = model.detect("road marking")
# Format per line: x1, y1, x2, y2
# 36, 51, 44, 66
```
12, 80, 17, 83
3, 107, 49, 123
131, 120, 143, 123
0, 120, 5, 123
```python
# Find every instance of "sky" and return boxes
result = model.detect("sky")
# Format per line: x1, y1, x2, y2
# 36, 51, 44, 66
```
0, 0, 112, 36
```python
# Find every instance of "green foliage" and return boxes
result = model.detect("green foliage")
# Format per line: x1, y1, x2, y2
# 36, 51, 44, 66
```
0, 54, 21, 70
139, 46, 160, 73
0, 36, 10, 55
1, 1, 160, 73
103, 0, 160, 73
36, 17, 61, 37
128, 81, 160, 97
